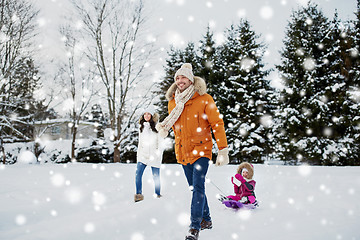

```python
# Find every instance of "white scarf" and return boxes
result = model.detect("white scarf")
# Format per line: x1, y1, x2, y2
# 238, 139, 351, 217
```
156, 85, 195, 138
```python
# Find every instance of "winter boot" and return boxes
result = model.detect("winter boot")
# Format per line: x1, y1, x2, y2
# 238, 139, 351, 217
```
185, 228, 199, 240
134, 194, 144, 202
200, 219, 212, 230
240, 196, 249, 203
218, 194, 230, 203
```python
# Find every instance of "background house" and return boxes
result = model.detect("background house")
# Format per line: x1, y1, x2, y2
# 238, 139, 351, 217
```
33, 119, 99, 141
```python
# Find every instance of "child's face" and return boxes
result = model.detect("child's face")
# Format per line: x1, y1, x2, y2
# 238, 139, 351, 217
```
242, 170, 249, 178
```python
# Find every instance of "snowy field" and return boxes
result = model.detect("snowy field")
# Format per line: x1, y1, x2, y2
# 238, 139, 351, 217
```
0, 163, 359, 240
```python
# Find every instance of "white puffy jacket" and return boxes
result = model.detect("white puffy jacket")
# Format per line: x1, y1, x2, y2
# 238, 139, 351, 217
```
137, 122, 163, 168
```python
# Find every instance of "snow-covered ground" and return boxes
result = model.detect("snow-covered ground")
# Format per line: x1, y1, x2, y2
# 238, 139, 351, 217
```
0, 163, 359, 240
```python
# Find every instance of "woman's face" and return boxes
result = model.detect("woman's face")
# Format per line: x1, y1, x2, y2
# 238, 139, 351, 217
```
144, 112, 152, 122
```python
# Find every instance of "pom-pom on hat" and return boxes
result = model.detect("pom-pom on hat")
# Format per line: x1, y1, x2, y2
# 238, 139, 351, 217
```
174, 63, 194, 83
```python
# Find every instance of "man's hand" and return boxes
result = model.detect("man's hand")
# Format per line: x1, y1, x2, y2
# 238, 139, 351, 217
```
215, 148, 229, 166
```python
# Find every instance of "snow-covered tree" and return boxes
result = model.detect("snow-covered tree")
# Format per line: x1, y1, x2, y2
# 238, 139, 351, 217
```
197, 26, 220, 98
216, 20, 272, 163
84, 104, 107, 138
154, 42, 201, 118
58, 25, 97, 160
153, 43, 199, 163
274, 2, 359, 165
344, 0, 360, 165
0, 0, 40, 163
156, 21, 272, 164
8, 57, 46, 137
70, 0, 155, 162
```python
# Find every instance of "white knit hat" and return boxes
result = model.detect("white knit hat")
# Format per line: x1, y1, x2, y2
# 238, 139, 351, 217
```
174, 63, 194, 83
144, 105, 156, 115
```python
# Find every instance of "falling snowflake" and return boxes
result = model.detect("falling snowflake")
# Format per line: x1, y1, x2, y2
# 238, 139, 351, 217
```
50, 173, 65, 187
305, 18, 313, 25
296, 48, 305, 56
206, 1, 213, 8
64, 188, 83, 204
237, 209, 252, 220
92, 191, 107, 207
187, 15, 194, 22
350, 48, 359, 58
260, 114, 273, 128
260, 6, 273, 20
265, 33, 274, 42
214, 32, 225, 45
131, 232, 144, 240
84, 222, 95, 234
303, 57, 316, 71
50, 210, 58, 217
240, 58, 255, 72
239, 128, 248, 136
15, 214, 26, 225
177, 212, 190, 226
150, 218, 157, 224
298, 164, 311, 176
175, 0, 185, 6
166, 31, 184, 47
237, 9, 246, 18
323, 127, 332, 137
209, 20, 216, 28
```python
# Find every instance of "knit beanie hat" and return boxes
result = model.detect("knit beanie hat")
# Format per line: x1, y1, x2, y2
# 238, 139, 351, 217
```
144, 105, 156, 115
174, 63, 194, 83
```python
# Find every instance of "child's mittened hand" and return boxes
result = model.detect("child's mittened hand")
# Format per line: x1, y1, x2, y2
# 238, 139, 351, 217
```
235, 173, 246, 183
232, 175, 242, 186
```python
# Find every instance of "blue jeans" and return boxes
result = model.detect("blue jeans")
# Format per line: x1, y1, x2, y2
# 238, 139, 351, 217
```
135, 162, 161, 196
182, 157, 211, 230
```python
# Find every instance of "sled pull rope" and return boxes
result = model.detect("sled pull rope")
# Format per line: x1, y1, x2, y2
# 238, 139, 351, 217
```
206, 177, 227, 196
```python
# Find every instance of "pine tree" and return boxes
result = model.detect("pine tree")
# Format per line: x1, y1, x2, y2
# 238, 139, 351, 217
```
344, 0, 360, 165
319, 12, 359, 165
274, 2, 358, 165
197, 26, 220, 98
216, 20, 271, 163
154, 43, 200, 120
153, 42, 200, 163
84, 104, 107, 138
2, 57, 45, 141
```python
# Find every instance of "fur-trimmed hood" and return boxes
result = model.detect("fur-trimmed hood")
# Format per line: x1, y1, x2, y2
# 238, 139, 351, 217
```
237, 162, 254, 180
138, 112, 159, 123
165, 76, 207, 101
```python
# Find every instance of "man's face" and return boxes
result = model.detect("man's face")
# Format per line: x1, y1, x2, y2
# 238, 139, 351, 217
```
175, 75, 193, 92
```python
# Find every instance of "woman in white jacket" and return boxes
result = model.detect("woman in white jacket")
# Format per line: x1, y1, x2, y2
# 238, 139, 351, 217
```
134, 111, 163, 202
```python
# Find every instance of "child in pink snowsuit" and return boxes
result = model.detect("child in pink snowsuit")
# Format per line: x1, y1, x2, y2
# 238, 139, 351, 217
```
226, 162, 256, 204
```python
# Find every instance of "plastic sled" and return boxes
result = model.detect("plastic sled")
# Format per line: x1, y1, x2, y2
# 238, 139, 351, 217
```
222, 199, 258, 209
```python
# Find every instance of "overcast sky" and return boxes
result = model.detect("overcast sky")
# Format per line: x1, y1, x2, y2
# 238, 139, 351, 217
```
33, 0, 356, 68
31, 0, 357, 111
